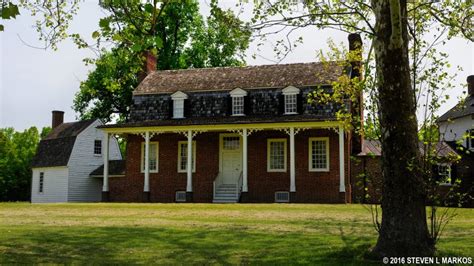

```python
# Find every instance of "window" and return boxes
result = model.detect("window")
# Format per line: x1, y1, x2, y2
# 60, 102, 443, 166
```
285, 94, 297, 114
267, 139, 287, 172
39, 172, 44, 193
223, 136, 240, 150
232, 96, 244, 116
282, 86, 300, 114
178, 141, 196, 173
230, 88, 247, 116
309, 137, 329, 171
176, 191, 187, 202
275, 191, 290, 203
171, 91, 188, 119
94, 140, 102, 155
437, 164, 452, 185
141, 142, 159, 173
173, 99, 184, 118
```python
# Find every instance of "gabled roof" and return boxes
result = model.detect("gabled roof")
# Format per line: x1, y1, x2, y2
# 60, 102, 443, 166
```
438, 96, 474, 122
31, 119, 97, 168
358, 139, 458, 158
135, 61, 346, 95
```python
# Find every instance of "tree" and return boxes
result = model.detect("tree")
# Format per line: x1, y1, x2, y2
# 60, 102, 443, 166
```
0, 127, 45, 201
250, 0, 472, 258
73, 0, 251, 121
0, 2, 20, 31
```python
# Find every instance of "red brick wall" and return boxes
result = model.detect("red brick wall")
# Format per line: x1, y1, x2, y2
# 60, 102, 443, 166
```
109, 129, 351, 203
350, 156, 383, 204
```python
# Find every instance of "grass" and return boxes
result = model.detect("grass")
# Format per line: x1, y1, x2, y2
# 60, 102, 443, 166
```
0, 203, 472, 265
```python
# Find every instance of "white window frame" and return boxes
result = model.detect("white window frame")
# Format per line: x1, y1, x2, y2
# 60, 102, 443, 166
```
267, 138, 287, 172
308, 137, 330, 172
437, 163, 452, 186
39, 172, 44, 193
177, 141, 196, 173
282, 86, 300, 115
232, 96, 245, 116
141, 141, 159, 173
94, 139, 102, 156
230, 88, 247, 116
171, 91, 188, 119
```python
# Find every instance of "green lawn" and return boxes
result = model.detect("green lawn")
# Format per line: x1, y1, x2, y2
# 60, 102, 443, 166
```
0, 203, 472, 265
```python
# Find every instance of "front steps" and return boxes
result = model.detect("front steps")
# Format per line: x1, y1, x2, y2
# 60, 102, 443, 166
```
213, 183, 239, 203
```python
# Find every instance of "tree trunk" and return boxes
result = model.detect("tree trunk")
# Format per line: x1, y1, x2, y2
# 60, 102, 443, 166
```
370, 0, 434, 258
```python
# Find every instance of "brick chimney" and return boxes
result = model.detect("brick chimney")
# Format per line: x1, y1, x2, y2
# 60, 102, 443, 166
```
467, 75, 474, 96
348, 33, 362, 78
52, 110, 64, 129
348, 33, 364, 155
138, 51, 157, 83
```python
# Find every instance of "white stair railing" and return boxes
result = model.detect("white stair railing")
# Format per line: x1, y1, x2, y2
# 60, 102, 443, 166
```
236, 171, 243, 201
213, 172, 223, 199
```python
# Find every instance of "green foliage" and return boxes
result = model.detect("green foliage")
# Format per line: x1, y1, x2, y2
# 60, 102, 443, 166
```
0, 127, 47, 201
0, 2, 20, 31
18, 0, 81, 50
73, 0, 251, 121
73, 48, 142, 122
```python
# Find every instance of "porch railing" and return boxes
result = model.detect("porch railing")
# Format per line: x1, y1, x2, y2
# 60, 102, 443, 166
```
213, 172, 223, 199
236, 171, 243, 201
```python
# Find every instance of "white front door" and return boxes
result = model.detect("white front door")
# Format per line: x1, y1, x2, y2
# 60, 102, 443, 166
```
220, 135, 242, 184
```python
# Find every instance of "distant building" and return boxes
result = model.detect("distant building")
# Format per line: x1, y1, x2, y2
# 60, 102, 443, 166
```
30, 111, 122, 203
436, 75, 474, 205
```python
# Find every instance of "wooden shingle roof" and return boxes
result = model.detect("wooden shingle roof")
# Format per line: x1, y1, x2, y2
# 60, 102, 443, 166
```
135, 62, 345, 95
31, 120, 96, 168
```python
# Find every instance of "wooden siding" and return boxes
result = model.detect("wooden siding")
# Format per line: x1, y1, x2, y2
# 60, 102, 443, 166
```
31, 167, 69, 203
67, 119, 122, 202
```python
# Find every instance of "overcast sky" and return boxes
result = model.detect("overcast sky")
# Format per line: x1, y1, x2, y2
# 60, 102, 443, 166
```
1, 1, 473, 131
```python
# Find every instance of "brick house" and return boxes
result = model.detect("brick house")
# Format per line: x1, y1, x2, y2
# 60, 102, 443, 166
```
97, 34, 364, 203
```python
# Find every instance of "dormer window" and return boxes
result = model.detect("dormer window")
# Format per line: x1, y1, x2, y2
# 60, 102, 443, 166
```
171, 91, 188, 119
282, 86, 300, 115
230, 88, 247, 116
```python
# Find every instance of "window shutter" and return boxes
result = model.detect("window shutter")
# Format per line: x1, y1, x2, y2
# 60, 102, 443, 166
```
168, 99, 174, 119
244, 95, 251, 116
226, 96, 233, 116
183, 98, 191, 118
278, 93, 285, 114
451, 165, 457, 184
297, 93, 304, 114
467, 130, 470, 148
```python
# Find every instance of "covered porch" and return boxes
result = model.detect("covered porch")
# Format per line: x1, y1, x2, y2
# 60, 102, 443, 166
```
99, 121, 349, 203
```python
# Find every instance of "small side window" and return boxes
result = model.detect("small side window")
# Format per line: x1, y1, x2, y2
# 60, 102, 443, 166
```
39, 172, 44, 193
94, 140, 102, 155
437, 164, 452, 186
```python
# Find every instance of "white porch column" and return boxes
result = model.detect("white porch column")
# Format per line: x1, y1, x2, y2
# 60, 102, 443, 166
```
186, 130, 193, 192
289, 127, 296, 192
102, 132, 109, 192
339, 126, 346, 192
144, 131, 150, 192
242, 128, 248, 192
